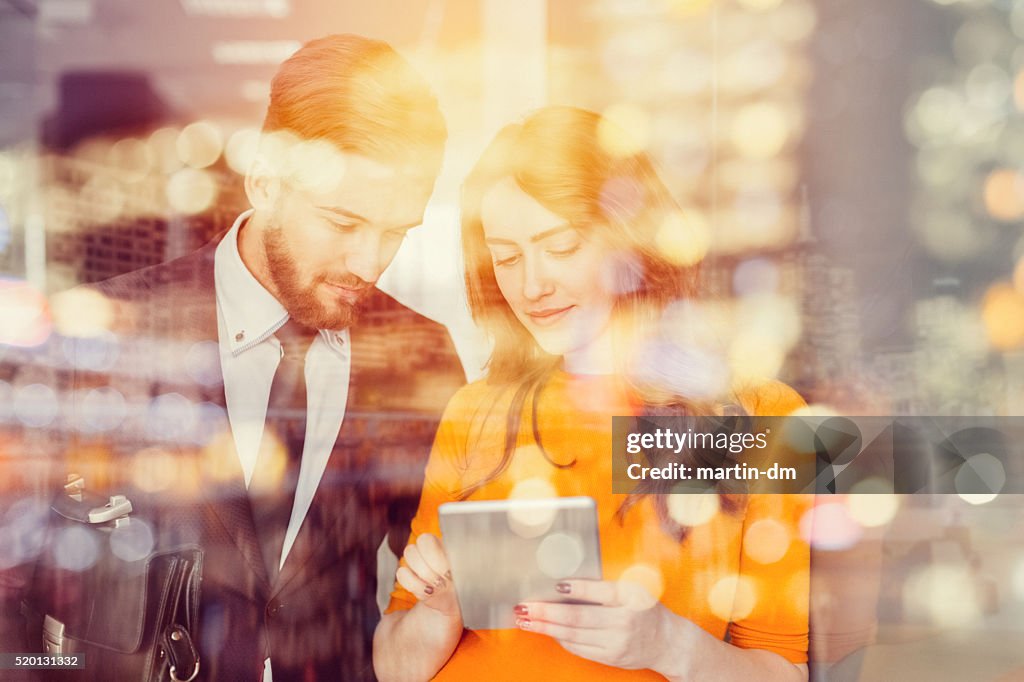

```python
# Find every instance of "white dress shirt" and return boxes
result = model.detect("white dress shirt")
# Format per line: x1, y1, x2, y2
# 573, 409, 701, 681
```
214, 210, 351, 682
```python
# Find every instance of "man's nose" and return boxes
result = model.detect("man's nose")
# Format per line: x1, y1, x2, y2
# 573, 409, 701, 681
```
344, 234, 386, 284
522, 256, 554, 301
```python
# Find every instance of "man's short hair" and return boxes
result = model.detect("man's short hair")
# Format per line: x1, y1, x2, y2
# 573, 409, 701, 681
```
262, 34, 446, 171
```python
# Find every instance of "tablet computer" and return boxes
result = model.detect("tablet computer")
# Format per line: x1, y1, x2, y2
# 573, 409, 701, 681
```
439, 496, 602, 630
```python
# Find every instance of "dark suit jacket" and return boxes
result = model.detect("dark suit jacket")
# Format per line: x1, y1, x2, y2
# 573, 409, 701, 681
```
1, 240, 464, 681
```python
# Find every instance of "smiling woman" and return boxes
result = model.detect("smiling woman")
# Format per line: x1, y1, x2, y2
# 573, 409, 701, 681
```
480, 175, 616, 373
462, 107, 696, 384
456, 107, 709, 501
373, 107, 811, 682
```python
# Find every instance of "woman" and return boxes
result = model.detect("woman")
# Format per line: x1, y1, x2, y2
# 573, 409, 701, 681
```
373, 107, 810, 681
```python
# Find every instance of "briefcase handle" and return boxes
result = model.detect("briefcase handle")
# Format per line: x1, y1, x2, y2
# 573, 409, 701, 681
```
51, 474, 133, 525
163, 625, 200, 682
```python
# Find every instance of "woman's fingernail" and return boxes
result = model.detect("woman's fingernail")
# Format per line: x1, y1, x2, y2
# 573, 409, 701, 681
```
516, 618, 531, 630
445, 570, 453, 580
424, 584, 434, 596
513, 604, 528, 616
555, 582, 571, 594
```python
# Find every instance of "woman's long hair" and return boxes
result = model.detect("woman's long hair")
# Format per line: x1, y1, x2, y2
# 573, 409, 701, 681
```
459, 107, 740, 540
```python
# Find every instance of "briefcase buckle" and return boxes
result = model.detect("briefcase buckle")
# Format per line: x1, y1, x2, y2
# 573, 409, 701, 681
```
169, 661, 200, 682
88, 494, 133, 523
42, 614, 67, 655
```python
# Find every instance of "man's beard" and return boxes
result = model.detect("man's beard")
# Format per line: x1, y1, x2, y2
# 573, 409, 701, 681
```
262, 225, 369, 330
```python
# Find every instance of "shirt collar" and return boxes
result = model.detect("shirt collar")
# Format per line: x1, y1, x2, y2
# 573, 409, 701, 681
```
215, 210, 288, 356
214, 210, 351, 357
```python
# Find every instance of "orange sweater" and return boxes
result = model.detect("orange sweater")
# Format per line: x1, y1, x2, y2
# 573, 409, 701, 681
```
387, 372, 810, 680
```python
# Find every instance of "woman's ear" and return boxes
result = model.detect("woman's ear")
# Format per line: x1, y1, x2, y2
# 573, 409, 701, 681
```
244, 156, 281, 211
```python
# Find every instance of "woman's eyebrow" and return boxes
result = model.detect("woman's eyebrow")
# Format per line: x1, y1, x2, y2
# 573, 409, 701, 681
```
485, 224, 573, 245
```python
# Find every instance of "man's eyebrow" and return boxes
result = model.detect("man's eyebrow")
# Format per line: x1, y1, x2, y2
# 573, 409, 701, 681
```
320, 206, 422, 231
320, 206, 367, 223
484, 224, 573, 245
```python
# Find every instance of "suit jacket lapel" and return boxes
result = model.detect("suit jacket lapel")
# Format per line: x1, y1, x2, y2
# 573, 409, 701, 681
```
202, 422, 271, 589
171, 240, 271, 589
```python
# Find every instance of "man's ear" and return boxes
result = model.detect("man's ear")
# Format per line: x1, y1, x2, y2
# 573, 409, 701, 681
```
244, 156, 282, 211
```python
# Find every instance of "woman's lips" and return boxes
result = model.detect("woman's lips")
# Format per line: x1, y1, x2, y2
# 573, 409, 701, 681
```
525, 305, 574, 327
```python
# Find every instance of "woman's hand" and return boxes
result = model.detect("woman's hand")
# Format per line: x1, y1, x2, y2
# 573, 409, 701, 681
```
395, 533, 461, 620
514, 578, 682, 674
374, 534, 464, 682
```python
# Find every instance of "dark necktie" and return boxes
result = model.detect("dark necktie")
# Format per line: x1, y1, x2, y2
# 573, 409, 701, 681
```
248, 319, 318, 583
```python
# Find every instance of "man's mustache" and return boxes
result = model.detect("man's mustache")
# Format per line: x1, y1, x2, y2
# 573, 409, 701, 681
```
322, 275, 374, 290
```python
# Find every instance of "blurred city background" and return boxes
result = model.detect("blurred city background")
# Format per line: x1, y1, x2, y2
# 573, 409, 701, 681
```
2, 0, 1024, 679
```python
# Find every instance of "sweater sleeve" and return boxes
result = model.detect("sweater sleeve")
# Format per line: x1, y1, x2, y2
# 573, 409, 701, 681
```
726, 379, 811, 663
727, 492, 812, 663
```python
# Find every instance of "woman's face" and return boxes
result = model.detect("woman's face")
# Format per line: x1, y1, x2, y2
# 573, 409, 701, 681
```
480, 177, 618, 370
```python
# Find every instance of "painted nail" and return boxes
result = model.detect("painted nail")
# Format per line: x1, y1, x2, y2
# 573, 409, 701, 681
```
424, 584, 434, 596
513, 604, 528, 616
555, 582, 571, 594
516, 618, 531, 630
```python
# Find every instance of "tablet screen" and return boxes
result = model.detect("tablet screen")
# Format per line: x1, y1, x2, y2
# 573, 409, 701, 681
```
439, 496, 602, 630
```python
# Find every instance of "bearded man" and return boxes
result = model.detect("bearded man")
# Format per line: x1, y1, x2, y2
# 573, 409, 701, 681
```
0, 34, 464, 682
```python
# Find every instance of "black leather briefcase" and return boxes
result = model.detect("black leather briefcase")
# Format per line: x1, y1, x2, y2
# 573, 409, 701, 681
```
22, 475, 203, 682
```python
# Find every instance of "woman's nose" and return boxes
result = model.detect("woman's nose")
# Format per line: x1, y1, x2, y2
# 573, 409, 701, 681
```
522, 256, 554, 301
